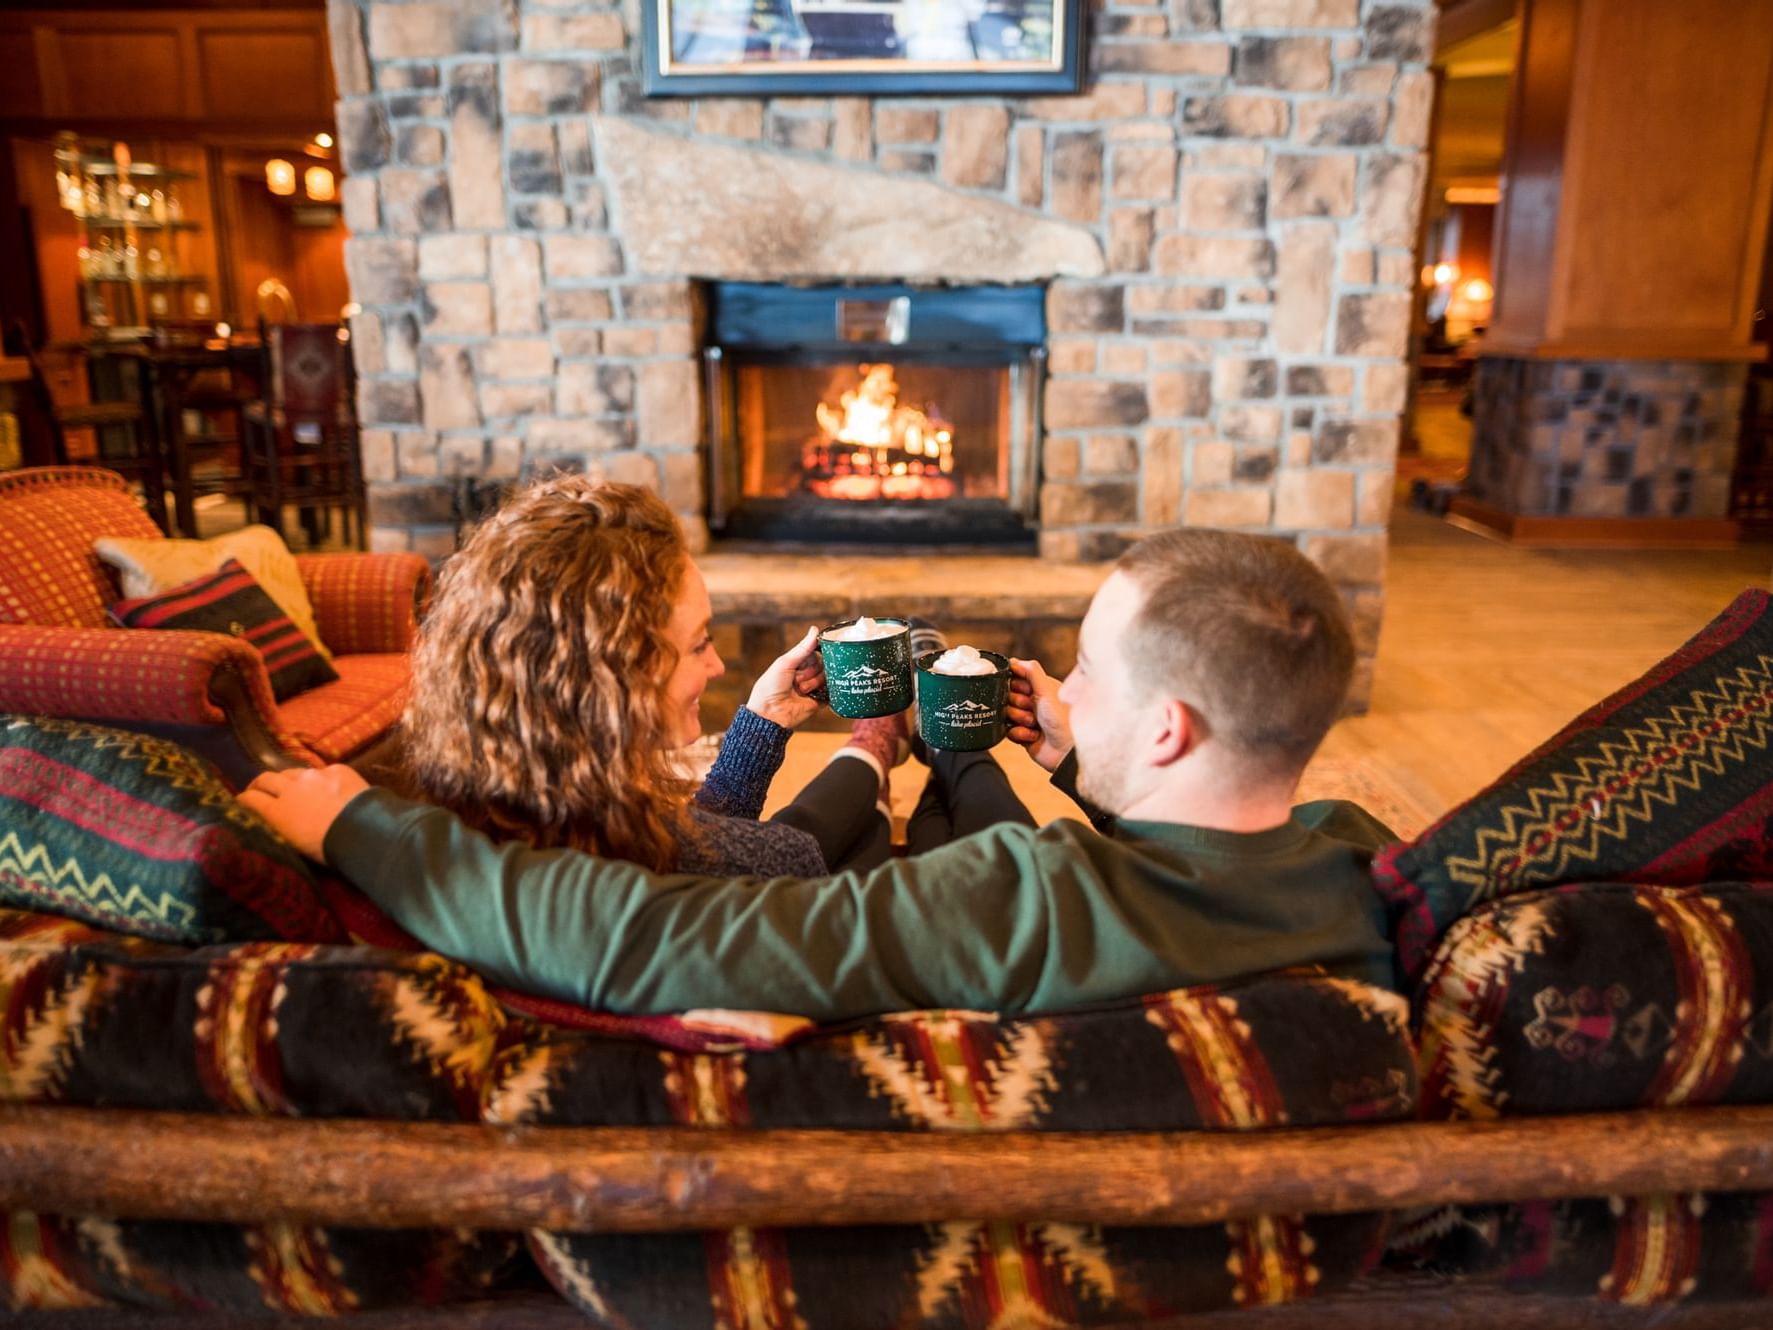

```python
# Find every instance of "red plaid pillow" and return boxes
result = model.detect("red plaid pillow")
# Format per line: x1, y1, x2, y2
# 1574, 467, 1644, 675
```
109, 558, 339, 702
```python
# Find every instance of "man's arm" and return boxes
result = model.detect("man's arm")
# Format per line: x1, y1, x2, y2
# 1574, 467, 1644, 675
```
323, 786, 1059, 1021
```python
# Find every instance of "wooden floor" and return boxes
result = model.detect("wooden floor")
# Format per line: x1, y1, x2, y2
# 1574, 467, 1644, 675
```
765, 508, 1773, 827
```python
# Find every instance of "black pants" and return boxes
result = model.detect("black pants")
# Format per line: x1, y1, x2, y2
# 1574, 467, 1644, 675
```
906, 748, 1038, 854
771, 748, 1036, 872
769, 754, 892, 871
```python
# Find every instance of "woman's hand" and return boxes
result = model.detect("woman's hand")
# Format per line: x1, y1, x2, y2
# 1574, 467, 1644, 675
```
746, 625, 826, 730
238, 764, 370, 862
1007, 657, 1074, 772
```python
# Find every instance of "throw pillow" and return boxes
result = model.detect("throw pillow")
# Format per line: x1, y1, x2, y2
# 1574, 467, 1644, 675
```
94, 525, 333, 660
109, 559, 338, 702
0, 715, 343, 944
1374, 588, 1773, 986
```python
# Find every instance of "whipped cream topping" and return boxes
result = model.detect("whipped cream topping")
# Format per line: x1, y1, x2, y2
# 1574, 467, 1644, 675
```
929, 644, 998, 676
823, 616, 907, 643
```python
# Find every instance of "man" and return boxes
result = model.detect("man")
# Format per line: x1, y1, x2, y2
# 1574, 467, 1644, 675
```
242, 529, 1396, 1020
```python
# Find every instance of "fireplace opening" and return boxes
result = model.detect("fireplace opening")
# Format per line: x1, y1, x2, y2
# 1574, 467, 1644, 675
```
704, 282, 1045, 546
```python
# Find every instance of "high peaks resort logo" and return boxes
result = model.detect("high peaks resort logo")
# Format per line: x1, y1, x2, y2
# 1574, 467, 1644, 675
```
941, 699, 997, 715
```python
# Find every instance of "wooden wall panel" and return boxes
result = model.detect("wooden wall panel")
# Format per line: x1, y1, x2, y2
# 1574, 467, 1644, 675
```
1484, 0, 1571, 347
1485, 0, 1773, 362
52, 29, 186, 120
0, 32, 44, 118
1554, 0, 1773, 350
0, 10, 334, 131
197, 27, 332, 122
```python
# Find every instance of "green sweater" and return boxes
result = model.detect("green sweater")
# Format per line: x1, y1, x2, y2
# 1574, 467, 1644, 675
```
324, 761, 1398, 1021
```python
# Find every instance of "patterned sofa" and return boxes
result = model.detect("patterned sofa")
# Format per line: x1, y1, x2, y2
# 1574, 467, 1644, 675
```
0, 589, 1771, 1327
0, 467, 430, 785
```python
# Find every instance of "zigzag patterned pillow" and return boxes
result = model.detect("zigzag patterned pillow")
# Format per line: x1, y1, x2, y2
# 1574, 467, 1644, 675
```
1374, 589, 1773, 986
0, 715, 342, 943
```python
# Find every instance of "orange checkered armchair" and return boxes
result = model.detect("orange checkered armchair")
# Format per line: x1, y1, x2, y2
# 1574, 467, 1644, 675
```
0, 467, 430, 783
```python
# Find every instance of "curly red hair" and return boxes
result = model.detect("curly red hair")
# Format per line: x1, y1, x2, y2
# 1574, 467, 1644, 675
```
401, 477, 696, 871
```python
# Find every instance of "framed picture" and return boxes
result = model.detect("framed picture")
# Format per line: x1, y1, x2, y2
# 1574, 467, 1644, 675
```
641, 0, 1085, 97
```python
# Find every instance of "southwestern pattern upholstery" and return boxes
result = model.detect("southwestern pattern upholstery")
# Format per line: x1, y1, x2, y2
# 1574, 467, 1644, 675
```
487, 972, 1418, 1328
0, 468, 430, 773
1373, 588, 1773, 986
1394, 881, 1773, 1304
1416, 882, 1773, 1121
0, 907, 519, 1314
0, 716, 340, 943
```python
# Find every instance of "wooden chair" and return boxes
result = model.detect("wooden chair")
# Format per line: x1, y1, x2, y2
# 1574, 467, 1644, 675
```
144, 318, 260, 533
243, 321, 366, 549
5, 320, 169, 531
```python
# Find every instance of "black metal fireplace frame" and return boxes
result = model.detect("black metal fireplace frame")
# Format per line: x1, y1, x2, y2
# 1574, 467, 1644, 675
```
703, 282, 1046, 548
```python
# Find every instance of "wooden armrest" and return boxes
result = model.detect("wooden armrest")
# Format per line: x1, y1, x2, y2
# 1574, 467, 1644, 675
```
3, 1103, 1769, 1235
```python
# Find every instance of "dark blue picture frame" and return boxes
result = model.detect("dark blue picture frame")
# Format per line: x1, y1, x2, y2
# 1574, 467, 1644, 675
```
640, 0, 1086, 97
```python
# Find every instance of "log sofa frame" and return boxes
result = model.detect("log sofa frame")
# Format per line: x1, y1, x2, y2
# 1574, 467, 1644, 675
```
8, 1102, 1773, 1329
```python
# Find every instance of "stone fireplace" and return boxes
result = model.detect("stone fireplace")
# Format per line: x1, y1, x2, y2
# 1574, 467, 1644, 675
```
323, 0, 1435, 707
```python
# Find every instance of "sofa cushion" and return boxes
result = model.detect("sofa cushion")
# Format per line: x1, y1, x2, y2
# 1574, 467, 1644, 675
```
109, 560, 338, 703
490, 971, 1418, 1327
275, 653, 409, 763
1, 1214, 515, 1316
0, 716, 341, 944
1416, 882, 1773, 1121
1395, 1193, 1773, 1306
95, 525, 332, 660
0, 906, 503, 1118
0, 907, 521, 1315
1374, 589, 1773, 985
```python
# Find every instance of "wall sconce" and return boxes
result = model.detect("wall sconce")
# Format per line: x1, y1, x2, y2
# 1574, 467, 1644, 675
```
265, 159, 296, 196
1432, 263, 1459, 286
1461, 277, 1495, 303
304, 165, 336, 201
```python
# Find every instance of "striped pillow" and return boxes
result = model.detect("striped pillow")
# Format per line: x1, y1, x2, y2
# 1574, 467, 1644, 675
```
109, 558, 339, 701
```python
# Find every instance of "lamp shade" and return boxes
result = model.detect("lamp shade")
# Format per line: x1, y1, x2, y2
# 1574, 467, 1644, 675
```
265, 159, 296, 196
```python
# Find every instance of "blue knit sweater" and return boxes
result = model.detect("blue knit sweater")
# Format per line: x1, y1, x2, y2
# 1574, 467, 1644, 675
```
680, 708, 826, 876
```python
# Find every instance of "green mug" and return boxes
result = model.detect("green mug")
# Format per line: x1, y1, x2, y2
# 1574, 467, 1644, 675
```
915, 649, 1010, 751
818, 617, 914, 719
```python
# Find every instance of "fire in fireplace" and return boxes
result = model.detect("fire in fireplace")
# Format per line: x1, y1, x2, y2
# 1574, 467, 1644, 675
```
704, 283, 1045, 546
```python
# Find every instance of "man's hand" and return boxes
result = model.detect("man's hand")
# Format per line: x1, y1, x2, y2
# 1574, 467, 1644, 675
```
1007, 658, 1074, 772
745, 625, 826, 730
238, 764, 369, 863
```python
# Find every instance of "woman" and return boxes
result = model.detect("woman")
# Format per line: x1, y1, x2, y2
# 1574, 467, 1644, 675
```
401, 475, 901, 877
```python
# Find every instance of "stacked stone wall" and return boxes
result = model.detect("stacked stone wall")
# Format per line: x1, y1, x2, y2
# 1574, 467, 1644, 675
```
325, 0, 1437, 702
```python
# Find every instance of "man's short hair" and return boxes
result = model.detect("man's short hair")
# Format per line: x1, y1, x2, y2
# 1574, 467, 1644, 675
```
1114, 528, 1356, 781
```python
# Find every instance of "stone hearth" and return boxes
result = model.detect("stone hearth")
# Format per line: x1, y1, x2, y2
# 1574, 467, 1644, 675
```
698, 553, 1104, 728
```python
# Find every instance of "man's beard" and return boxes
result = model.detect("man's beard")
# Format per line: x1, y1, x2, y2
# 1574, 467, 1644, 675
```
1073, 729, 1132, 814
